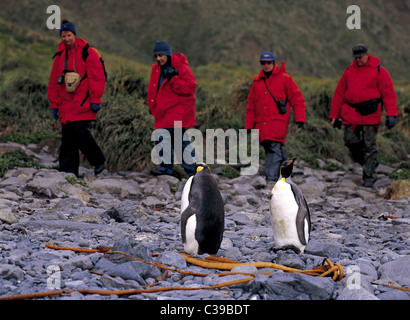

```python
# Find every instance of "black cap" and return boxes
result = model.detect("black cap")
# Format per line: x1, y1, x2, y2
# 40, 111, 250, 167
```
352, 44, 368, 57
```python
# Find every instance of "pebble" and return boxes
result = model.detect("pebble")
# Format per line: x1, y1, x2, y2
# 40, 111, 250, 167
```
0, 142, 409, 300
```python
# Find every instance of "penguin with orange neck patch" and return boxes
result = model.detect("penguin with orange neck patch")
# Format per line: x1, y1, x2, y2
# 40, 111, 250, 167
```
269, 158, 311, 253
180, 163, 224, 255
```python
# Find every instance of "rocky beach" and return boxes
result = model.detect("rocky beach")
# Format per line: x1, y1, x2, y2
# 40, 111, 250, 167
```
0, 141, 409, 301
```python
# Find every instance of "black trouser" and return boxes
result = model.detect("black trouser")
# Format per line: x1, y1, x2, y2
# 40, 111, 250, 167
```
261, 140, 287, 181
344, 124, 378, 181
59, 121, 105, 176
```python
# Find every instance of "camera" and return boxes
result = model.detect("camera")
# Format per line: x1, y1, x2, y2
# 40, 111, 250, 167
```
57, 75, 64, 84
276, 100, 287, 114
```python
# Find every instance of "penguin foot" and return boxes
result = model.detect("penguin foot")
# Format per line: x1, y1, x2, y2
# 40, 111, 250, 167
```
271, 245, 301, 254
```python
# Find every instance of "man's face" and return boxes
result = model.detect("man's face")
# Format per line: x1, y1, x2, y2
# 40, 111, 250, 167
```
355, 53, 369, 67
61, 31, 76, 47
155, 54, 168, 66
261, 60, 274, 72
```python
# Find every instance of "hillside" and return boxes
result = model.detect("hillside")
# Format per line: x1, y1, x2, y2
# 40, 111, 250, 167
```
1, 0, 410, 79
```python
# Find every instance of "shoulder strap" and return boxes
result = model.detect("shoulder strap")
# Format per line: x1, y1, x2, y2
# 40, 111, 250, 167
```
263, 78, 278, 104
81, 44, 107, 81
262, 78, 288, 105
82, 43, 90, 62
52, 50, 63, 60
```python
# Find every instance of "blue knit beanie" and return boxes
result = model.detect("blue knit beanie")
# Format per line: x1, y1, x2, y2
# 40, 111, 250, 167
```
60, 21, 76, 36
153, 41, 172, 56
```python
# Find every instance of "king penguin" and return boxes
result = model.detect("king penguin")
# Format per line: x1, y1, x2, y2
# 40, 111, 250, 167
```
269, 158, 311, 253
180, 163, 225, 255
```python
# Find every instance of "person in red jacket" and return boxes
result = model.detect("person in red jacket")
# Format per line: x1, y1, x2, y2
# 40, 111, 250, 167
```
148, 41, 197, 177
330, 44, 399, 187
48, 19, 106, 177
245, 52, 306, 181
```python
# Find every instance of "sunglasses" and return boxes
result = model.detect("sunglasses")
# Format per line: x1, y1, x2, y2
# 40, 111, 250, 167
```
260, 61, 274, 65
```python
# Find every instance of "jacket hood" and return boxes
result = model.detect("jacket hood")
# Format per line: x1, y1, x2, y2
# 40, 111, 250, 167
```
253, 62, 287, 80
349, 55, 381, 69
170, 53, 189, 67
57, 38, 89, 52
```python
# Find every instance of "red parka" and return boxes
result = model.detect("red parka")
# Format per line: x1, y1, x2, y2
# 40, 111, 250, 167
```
147, 53, 197, 129
330, 55, 398, 125
245, 63, 306, 145
48, 38, 106, 124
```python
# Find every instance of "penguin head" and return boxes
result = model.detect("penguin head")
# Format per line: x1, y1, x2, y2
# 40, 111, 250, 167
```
195, 162, 210, 174
280, 158, 296, 179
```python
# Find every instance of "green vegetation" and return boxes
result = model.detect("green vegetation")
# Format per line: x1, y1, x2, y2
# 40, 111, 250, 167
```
65, 176, 88, 187
390, 162, 410, 181
0, 150, 43, 177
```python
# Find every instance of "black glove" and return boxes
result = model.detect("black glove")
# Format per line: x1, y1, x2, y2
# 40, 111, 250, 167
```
166, 66, 178, 81
51, 109, 59, 120
296, 122, 304, 129
332, 118, 342, 129
385, 116, 396, 129
91, 104, 101, 113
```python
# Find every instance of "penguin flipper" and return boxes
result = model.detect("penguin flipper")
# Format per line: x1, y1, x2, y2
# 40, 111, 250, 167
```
290, 183, 311, 245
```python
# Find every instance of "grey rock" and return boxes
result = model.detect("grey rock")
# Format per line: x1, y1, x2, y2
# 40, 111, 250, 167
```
59, 255, 93, 271
377, 289, 410, 300
105, 262, 146, 285
337, 287, 379, 300
305, 240, 343, 259
157, 251, 187, 269
0, 265, 25, 281
252, 272, 336, 300
0, 208, 18, 224
379, 255, 410, 288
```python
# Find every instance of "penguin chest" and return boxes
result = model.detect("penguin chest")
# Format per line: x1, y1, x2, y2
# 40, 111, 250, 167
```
269, 182, 300, 247
184, 214, 199, 254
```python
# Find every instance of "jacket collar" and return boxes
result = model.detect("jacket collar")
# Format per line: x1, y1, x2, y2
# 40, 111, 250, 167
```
57, 38, 89, 52
349, 55, 381, 70
253, 62, 287, 80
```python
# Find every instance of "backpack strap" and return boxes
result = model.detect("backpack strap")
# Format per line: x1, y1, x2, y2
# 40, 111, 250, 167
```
52, 50, 63, 60
81, 44, 108, 81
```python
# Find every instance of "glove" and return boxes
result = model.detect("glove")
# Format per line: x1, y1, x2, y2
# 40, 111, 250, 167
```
91, 104, 101, 113
165, 66, 178, 81
51, 109, 59, 120
332, 118, 342, 129
385, 116, 396, 129
296, 122, 304, 129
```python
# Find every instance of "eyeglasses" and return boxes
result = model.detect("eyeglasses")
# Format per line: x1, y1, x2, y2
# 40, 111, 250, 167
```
260, 61, 274, 65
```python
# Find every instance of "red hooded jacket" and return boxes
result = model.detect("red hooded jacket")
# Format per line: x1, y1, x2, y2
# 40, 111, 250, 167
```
48, 38, 106, 124
245, 63, 306, 145
330, 55, 398, 125
147, 53, 197, 129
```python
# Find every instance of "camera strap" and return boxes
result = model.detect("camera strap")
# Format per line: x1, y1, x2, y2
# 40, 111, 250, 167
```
262, 78, 288, 106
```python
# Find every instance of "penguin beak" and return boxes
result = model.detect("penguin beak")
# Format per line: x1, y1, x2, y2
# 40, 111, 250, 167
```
289, 158, 296, 165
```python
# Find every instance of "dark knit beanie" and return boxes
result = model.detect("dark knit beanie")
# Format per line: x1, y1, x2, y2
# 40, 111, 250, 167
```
60, 21, 76, 36
153, 41, 172, 56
